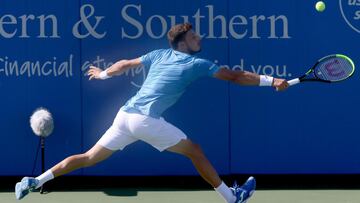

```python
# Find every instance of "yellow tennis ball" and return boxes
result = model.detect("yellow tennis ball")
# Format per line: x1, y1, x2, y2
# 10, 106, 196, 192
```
315, 1, 326, 12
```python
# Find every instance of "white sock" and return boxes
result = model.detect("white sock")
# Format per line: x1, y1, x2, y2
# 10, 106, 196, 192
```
215, 181, 236, 203
35, 169, 54, 189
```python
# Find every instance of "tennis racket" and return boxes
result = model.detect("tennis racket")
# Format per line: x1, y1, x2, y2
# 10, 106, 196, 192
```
288, 54, 355, 86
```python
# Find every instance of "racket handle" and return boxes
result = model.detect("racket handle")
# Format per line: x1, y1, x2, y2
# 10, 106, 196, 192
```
288, 78, 300, 86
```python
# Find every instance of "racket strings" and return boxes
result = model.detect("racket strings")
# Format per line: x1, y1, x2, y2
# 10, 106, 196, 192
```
316, 58, 354, 81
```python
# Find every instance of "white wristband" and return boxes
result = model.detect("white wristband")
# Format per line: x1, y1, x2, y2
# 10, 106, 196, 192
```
259, 75, 274, 86
99, 70, 111, 80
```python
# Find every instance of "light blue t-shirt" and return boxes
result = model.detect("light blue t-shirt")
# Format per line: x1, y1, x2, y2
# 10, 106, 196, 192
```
121, 49, 220, 118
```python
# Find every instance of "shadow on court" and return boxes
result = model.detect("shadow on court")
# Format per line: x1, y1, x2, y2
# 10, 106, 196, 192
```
3, 175, 360, 203
102, 188, 138, 196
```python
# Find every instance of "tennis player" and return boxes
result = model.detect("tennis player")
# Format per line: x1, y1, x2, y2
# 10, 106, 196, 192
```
15, 23, 289, 203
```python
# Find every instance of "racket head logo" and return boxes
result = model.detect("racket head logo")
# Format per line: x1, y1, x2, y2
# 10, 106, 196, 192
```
339, 0, 360, 34
324, 59, 345, 77
315, 55, 355, 82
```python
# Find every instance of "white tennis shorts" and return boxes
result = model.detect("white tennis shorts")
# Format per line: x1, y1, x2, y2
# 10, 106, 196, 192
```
97, 110, 187, 152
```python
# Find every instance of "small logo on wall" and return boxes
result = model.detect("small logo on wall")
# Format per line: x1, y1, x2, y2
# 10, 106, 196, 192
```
339, 0, 360, 34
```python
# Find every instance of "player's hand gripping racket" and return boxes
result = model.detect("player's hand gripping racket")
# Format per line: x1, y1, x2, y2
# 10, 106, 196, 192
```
288, 54, 355, 86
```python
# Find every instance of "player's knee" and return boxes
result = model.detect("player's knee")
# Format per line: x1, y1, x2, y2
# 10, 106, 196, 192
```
82, 153, 97, 167
186, 143, 205, 159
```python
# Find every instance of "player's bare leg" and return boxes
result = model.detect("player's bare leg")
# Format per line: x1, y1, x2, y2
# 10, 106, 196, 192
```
51, 144, 113, 177
167, 139, 221, 187
15, 144, 113, 200
167, 139, 236, 203
167, 139, 255, 203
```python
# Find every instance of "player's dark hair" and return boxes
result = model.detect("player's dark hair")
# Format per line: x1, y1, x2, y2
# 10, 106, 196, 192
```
167, 23, 192, 49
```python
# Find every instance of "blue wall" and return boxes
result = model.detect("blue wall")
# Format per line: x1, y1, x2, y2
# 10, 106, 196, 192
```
1, 0, 359, 176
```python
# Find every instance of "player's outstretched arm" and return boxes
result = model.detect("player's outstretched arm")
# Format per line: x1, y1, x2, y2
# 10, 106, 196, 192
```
214, 67, 289, 91
88, 58, 142, 80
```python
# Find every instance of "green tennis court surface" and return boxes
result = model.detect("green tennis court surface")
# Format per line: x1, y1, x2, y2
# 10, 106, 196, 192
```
2, 189, 360, 203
